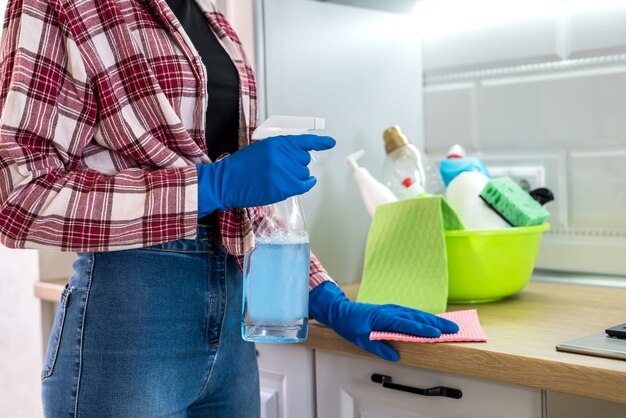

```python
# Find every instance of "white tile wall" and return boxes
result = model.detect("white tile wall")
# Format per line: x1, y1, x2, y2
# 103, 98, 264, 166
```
566, 5, 626, 58
422, 3, 626, 274
537, 233, 626, 276
479, 67, 626, 150
423, 16, 561, 74
569, 150, 626, 229
424, 83, 477, 154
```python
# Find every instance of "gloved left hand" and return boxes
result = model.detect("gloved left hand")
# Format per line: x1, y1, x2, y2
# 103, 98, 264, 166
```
195, 134, 335, 217
309, 281, 459, 362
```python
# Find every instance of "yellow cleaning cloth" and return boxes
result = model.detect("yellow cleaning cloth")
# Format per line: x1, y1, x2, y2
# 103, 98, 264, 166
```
357, 196, 464, 314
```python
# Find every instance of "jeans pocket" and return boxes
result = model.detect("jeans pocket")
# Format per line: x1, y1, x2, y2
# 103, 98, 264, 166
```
41, 284, 74, 380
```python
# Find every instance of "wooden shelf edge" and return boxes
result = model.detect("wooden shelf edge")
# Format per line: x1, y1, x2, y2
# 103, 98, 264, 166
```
34, 279, 67, 302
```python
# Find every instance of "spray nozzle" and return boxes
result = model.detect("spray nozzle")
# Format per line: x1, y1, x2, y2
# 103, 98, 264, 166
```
345, 149, 365, 171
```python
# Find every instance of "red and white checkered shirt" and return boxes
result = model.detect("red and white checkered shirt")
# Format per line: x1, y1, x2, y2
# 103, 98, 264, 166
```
0, 0, 332, 289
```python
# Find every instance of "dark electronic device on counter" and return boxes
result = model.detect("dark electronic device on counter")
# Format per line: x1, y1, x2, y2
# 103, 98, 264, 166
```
606, 323, 626, 339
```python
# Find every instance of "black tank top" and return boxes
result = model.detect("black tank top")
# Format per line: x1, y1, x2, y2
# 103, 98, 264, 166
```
165, 0, 240, 162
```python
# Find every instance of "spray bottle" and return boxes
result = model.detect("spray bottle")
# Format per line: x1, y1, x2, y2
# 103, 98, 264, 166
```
242, 115, 323, 344
345, 150, 397, 217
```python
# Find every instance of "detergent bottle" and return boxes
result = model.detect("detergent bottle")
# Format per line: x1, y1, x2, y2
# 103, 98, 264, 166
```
382, 125, 444, 198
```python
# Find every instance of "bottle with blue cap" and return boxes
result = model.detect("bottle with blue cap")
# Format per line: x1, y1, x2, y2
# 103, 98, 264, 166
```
441, 145, 510, 229
439, 144, 491, 187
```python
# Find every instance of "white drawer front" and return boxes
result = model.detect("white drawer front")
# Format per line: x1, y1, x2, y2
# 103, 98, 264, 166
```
315, 350, 542, 418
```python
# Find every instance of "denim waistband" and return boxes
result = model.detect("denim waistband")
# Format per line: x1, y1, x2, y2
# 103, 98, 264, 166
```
142, 224, 224, 254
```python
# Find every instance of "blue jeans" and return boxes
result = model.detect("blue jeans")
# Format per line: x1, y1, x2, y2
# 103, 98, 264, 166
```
41, 226, 260, 417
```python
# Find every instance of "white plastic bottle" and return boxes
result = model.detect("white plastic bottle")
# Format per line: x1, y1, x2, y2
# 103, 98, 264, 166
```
345, 150, 397, 217
382, 126, 443, 199
445, 171, 510, 230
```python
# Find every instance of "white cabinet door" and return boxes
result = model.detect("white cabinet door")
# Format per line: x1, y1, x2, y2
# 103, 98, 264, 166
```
546, 392, 626, 418
315, 350, 542, 418
256, 344, 315, 418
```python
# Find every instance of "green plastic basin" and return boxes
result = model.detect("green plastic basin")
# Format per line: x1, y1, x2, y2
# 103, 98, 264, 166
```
445, 224, 550, 303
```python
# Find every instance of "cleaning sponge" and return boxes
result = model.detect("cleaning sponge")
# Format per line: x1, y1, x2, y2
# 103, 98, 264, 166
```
480, 177, 549, 227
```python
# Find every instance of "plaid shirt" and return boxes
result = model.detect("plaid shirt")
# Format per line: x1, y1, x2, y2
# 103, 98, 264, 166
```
0, 0, 332, 288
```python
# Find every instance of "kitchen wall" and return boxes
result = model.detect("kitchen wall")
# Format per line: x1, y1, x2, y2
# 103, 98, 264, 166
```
0, 248, 43, 418
227, 0, 626, 278
254, 0, 424, 284
0, 1, 44, 416
420, 0, 626, 275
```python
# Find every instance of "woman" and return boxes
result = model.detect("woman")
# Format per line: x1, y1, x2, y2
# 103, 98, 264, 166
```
0, 0, 459, 416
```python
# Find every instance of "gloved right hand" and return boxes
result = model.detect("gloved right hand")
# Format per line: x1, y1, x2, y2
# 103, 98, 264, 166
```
309, 281, 459, 362
196, 134, 336, 217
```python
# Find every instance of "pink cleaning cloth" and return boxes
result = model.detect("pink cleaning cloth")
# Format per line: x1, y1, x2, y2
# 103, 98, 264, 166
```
370, 309, 487, 343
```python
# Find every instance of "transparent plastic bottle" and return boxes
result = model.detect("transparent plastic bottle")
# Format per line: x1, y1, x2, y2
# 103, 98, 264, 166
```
382, 125, 444, 199
242, 196, 310, 343
241, 115, 323, 344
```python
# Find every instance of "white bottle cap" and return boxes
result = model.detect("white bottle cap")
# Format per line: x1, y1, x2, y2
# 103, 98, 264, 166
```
447, 144, 466, 159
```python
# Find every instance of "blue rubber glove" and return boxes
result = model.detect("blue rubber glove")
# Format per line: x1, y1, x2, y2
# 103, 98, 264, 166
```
309, 281, 460, 362
196, 134, 336, 217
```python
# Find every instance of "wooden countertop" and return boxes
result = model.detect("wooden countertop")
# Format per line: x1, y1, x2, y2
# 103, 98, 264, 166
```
35, 279, 626, 404
305, 281, 626, 405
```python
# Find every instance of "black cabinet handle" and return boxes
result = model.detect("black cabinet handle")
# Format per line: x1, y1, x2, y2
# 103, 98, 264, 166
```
371, 374, 462, 399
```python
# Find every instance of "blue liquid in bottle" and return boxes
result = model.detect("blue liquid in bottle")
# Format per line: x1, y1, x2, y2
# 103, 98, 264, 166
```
242, 241, 310, 343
